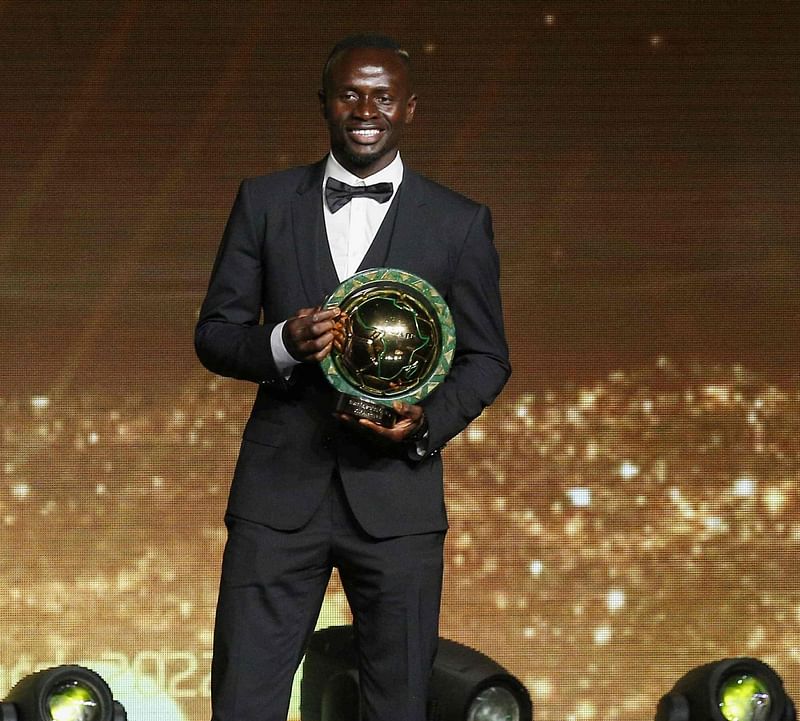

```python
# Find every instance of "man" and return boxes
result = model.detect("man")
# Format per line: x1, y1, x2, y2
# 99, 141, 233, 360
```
195, 34, 510, 721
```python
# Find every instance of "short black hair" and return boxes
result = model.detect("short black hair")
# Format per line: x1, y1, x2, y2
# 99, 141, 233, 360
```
322, 33, 411, 91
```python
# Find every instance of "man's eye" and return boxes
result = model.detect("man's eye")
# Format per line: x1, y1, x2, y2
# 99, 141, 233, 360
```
377, 95, 393, 104
341, 92, 358, 102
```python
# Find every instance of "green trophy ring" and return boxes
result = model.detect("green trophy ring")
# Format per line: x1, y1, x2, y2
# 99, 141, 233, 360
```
321, 268, 456, 426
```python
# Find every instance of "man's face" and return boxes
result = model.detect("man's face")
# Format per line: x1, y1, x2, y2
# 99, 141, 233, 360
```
320, 47, 417, 178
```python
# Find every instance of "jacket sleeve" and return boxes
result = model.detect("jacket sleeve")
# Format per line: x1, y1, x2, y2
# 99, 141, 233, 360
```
194, 180, 286, 386
420, 204, 511, 453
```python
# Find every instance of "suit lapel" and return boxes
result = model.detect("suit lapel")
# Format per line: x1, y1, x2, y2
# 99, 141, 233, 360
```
357, 183, 402, 272
291, 159, 340, 306
379, 169, 429, 269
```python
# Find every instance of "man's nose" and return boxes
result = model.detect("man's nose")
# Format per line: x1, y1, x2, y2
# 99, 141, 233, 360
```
354, 96, 377, 118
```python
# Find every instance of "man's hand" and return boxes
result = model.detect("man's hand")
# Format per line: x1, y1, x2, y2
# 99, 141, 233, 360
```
339, 401, 426, 444
283, 306, 341, 362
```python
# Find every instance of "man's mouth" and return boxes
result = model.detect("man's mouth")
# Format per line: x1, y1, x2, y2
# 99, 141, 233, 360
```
347, 127, 384, 143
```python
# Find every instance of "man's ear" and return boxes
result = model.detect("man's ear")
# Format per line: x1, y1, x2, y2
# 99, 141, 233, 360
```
318, 89, 328, 119
405, 94, 418, 124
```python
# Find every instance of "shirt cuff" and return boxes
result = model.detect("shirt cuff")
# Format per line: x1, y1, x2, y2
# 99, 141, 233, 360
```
406, 419, 430, 459
270, 321, 300, 379
413, 430, 430, 458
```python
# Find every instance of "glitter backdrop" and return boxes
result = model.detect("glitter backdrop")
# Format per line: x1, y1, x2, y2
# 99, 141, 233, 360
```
2, 3, 799, 721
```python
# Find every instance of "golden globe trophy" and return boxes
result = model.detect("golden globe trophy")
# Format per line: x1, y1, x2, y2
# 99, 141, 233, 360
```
320, 268, 456, 427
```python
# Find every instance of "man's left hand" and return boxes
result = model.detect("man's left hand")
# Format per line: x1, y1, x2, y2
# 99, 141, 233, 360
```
339, 401, 425, 443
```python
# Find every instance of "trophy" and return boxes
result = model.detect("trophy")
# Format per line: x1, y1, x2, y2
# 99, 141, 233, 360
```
320, 268, 456, 427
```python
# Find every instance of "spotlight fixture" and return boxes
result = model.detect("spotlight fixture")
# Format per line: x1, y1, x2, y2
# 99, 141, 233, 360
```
655, 657, 796, 721
427, 636, 532, 721
300, 625, 532, 721
0, 665, 126, 721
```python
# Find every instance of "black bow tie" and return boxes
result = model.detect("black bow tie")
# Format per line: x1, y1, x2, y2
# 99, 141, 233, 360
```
325, 177, 394, 213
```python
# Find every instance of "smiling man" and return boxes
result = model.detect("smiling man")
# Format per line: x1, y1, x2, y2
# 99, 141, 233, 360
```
195, 34, 510, 721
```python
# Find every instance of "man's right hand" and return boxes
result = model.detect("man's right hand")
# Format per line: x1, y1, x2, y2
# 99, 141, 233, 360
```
282, 306, 341, 363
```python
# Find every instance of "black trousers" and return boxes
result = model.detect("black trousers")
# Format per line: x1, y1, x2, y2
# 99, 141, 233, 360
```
210, 474, 446, 721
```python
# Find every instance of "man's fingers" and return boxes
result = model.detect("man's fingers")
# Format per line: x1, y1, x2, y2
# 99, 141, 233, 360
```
310, 341, 334, 362
284, 306, 343, 361
309, 307, 340, 323
392, 401, 423, 422
347, 403, 423, 443
357, 416, 415, 442
297, 330, 334, 355
297, 306, 340, 321
289, 309, 340, 337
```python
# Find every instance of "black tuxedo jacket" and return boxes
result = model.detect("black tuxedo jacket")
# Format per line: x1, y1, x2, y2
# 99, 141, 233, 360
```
195, 158, 510, 538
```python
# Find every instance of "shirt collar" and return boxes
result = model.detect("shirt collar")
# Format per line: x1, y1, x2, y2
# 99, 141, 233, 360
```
324, 151, 404, 189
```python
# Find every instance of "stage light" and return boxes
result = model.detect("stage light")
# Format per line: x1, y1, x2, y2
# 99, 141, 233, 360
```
300, 625, 532, 721
655, 657, 796, 721
0, 665, 126, 721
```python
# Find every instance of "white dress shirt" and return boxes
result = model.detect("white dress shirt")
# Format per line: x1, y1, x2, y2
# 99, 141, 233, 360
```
323, 151, 403, 280
270, 153, 404, 374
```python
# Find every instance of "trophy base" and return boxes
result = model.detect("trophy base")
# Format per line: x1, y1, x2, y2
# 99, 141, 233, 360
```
335, 393, 396, 427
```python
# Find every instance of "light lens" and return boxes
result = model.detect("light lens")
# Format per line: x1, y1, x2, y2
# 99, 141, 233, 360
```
719, 673, 771, 721
47, 680, 101, 721
467, 685, 520, 721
